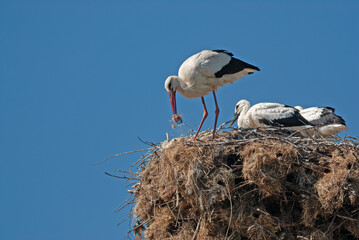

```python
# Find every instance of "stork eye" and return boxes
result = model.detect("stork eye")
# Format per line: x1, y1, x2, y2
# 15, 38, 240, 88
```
168, 82, 172, 91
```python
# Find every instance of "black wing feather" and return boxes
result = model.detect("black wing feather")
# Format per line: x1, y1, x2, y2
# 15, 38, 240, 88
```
212, 49, 234, 56
212, 50, 260, 78
310, 107, 346, 126
259, 110, 312, 127
323, 106, 336, 112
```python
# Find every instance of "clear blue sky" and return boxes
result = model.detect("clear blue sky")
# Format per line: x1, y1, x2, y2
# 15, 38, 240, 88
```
0, 1, 358, 239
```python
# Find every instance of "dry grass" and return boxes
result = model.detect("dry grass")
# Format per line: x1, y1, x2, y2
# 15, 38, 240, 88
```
120, 128, 359, 240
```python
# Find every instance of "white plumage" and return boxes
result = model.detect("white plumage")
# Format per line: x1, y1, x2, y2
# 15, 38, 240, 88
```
164, 50, 260, 140
168, 50, 259, 99
230, 100, 314, 135
294, 106, 348, 137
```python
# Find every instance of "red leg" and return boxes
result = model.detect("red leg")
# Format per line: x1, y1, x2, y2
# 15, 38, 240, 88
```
212, 91, 220, 139
193, 97, 208, 141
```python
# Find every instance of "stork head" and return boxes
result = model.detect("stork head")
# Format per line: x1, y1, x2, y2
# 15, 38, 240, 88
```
229, 100, 250, 127
164, 76, 182, 123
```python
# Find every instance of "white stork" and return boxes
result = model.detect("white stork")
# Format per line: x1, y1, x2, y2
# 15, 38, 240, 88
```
294, 106, 348, 137
164, 50, 260, 140
229, 99, 314, 135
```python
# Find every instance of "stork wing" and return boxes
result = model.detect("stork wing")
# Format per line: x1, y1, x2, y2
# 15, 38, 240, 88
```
212, 50, 260, 78
251, 103, 311, 127
196, 50, 232, 78
188, 50, 260, 79
300, 107, 346, 126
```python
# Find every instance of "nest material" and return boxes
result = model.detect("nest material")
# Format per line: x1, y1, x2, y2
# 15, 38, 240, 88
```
130, 129, 359, 240
172, 114, 183, 124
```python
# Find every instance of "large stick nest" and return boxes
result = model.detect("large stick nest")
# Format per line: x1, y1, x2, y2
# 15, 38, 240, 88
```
128, 129, 359, 240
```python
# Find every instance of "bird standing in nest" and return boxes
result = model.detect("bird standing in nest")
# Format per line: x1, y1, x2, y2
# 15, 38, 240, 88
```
164, 50, 260, 140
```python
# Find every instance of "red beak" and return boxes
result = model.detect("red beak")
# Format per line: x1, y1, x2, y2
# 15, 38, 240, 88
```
168, 91, 177, 115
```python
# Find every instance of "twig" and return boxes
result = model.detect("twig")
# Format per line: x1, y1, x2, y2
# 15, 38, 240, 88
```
336, 214, 358, 222
191, 216, 202, 240
225, 186, 233, 240
137, 136, 158, 147
104, 172, 138, 180
319, 215, 337, 240
94, 148, 152, 165
114, 196, 135, 213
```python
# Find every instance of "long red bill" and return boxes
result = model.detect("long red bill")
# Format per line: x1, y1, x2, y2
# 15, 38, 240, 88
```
168, 91, 177, 115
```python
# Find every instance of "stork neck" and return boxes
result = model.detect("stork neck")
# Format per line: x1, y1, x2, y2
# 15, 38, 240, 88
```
174, 76, 188, 94
237, 102, 251, 127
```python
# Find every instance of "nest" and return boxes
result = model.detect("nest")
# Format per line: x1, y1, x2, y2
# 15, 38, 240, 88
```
124, 129, 359, 240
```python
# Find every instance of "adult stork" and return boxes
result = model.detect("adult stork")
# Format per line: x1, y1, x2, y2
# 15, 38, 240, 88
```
229, 99, 314, 135
164, 50, 260, 140
294, 106, 348, 137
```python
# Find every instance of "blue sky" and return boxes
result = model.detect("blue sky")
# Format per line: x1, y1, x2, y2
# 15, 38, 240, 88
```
0, 1, 358, 239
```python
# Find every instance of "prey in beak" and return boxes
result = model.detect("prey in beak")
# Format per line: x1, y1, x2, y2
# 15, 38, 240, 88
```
229, 112, 240, 127
168, 91, 183, 124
